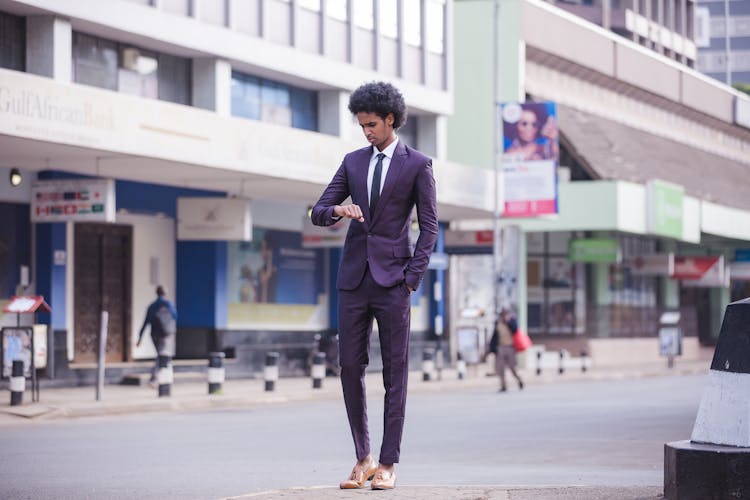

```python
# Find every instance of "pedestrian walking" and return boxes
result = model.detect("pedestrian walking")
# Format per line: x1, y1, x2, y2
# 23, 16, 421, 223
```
311, 81, 438, 490
487, 309, 524, 392
136, 285, 178, 387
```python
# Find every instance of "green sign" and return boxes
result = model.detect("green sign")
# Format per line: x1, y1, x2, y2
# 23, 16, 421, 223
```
568, 238, 620, 263
648, 180, 683, 239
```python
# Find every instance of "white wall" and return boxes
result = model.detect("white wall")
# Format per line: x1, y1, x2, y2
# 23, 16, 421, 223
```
116, 212, 176, 360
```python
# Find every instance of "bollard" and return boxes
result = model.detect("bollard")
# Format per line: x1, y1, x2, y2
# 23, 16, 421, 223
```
422, 349, 434, 382
581, 349, 588, 373
312, 352, 326, 389
558, 349, 565, 375
157, 355, 173, 397
536, 350, 542, 376
9, 360, 24, 406
264, 352, 279, 391
208, 352, 226, 395
456, 351, 466, 380
435, 347, 444, 381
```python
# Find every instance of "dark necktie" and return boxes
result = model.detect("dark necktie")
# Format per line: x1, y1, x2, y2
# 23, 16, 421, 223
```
370, 153, 385, 214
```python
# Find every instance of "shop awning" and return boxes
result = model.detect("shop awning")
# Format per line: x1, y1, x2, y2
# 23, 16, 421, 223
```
557, 105, 750, 212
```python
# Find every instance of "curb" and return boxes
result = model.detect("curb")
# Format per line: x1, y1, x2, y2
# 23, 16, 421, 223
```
0, 361, 710, 422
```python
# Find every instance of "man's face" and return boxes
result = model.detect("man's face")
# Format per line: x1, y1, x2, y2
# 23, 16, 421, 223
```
357, 111, 394, 151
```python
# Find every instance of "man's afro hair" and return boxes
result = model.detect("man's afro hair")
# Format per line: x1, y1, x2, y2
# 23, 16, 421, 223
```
348, 81, 407, 129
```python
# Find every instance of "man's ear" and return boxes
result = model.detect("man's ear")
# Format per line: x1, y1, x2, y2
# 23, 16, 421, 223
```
386, 113, 394, 128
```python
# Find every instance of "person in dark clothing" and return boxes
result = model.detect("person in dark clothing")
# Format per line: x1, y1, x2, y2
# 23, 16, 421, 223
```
136, 285, 178, 385
487, 308, 524, 392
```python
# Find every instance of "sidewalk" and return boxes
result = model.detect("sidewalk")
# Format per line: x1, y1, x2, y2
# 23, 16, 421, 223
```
0, 357, 710, 423
226, 484, 664, 499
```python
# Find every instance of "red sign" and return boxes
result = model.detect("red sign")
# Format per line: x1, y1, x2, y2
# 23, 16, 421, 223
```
3, 296, 52, 314
672, 257, 721, 280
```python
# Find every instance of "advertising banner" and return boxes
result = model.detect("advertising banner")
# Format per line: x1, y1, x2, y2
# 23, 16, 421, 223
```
31, 178, 115, 223
674, 256, 727, 287
500, 101, 559, 217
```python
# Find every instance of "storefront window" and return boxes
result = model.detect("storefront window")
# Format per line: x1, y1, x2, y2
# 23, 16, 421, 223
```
0, 11, 25, 71
226, 228, 326, 329
527, 231, 585, 335
601, 235, 659, 337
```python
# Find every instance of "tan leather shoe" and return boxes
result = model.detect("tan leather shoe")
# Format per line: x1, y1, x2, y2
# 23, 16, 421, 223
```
371, 469, 396, 490
339, 457, 378, 489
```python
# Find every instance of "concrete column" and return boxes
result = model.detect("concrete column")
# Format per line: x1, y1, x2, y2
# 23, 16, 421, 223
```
318, 90, 357, 141
26, 16, 72, 82
416, 115, 447, 160
192, 58, 232, 116
660, 240, 679, 309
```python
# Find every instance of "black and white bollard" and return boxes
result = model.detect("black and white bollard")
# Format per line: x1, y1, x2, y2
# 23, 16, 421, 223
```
208, 352, 225, 395
536, 350, 542, 376
157, 355, 173, 397
664, 297, 750, 499
311, 352, 325, 389
456, 351, 466, 380
558, 349, 566, 375
264, 352, 279, 392
9, 360, 24, 406
580, 349, 589, 373
422, 349, 434, 382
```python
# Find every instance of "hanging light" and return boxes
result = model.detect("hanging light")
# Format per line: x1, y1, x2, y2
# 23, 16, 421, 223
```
9, 168, 22, 187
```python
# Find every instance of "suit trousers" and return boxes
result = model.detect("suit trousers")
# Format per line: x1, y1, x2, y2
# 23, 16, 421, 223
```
338, 266, 412, 464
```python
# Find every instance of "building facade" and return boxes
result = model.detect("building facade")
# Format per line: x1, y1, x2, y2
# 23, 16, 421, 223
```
0, 0, 495, 380
448, 0, 750, 367
695, 0, 750, 86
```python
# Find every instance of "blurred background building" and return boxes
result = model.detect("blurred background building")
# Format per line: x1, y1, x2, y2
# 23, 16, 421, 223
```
695, 0, 750, 89
1, 0, 749, 382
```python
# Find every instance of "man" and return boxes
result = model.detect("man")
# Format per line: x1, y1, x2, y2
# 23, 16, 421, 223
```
488, 308, 524, 392
311, 81, 438, 490
136, 285, 178, 386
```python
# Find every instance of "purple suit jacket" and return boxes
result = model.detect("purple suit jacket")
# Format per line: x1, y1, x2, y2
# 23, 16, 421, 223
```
311, 141, 438, 291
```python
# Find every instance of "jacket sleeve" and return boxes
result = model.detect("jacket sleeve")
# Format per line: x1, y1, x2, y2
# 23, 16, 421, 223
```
311, 161, 350, 227
405, 159, 438, 290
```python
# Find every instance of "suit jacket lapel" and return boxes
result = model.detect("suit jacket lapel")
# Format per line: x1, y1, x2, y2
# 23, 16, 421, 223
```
371, 141, 407, 225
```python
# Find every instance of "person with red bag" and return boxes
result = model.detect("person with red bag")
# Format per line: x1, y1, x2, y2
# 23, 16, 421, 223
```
487, 308, 525, 392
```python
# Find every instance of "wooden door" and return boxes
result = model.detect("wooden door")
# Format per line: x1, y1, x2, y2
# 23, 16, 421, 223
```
74, 223, 132, 363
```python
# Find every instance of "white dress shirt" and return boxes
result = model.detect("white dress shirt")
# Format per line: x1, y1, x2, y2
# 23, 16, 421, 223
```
367, 137, 399, 206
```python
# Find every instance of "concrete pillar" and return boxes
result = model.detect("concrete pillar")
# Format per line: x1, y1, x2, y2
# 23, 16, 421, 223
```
192, 58, 232, 116
26, 16, 72, 82
416, 115, 448, 160
318, 90, 358, 141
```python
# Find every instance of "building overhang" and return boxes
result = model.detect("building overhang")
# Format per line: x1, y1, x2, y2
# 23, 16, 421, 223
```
501, 180, 750, 244
0, 69, 490, 221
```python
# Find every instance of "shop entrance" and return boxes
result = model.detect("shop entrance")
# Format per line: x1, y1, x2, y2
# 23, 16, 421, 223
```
680, 287, 713, 346
73, 223, 133, 363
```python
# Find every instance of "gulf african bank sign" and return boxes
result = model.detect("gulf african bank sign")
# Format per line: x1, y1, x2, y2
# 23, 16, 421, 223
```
31, 178, 116, 223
